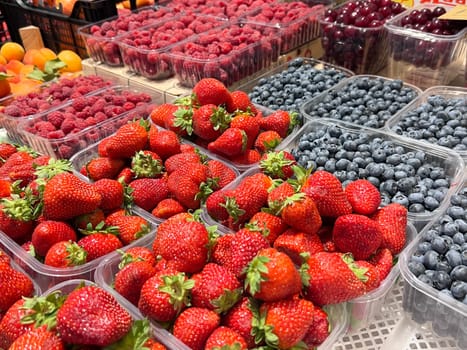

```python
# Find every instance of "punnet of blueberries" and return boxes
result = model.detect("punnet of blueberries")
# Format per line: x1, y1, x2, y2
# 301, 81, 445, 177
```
301, 75, 420, 128
246, 57, 353, 113
389, 90, 467, 153
289, 120, 457, 215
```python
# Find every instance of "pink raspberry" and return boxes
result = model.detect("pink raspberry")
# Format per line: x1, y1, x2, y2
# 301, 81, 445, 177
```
60, 118, 76, 134
48, 111, 66, 128
47, 130, 66, 139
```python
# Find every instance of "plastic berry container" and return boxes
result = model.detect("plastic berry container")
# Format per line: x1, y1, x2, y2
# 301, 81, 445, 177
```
385, 4, 467, 89
277, 119, 465, 229
0, 206, 158, 292
300, 75, 422, 129
16, 85, 157, 159
240, 1, 327, 54
42, 279, 184, 350
77, 6, 179, 67
2, 247, 42, 296
385, 86, 467, 160
94, 242, 349, 350
117, 15, 228, 80
399, 179, 467, 349
167, 22, 281, 87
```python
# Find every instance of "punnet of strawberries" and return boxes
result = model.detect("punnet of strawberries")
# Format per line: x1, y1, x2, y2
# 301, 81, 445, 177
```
0, 143, 155, 270
149, 77, 299, 169
0, 280, 168, 349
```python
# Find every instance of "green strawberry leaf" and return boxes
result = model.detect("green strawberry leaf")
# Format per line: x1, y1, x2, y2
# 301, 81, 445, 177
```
0, 72, 13, 80
244, 255, 269, 296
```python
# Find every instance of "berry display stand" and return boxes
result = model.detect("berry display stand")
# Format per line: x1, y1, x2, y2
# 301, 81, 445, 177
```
332, 279, 460, 350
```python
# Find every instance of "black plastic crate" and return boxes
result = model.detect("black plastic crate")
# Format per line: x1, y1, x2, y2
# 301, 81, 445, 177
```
0, 0, 118, 57
0, 13, 10, 44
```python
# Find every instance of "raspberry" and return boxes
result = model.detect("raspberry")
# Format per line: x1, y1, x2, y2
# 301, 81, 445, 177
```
71, 97, 88, 112
94, 112, 107, 123
3, 105, 21, 117
84, 117, 97, 127
47, 130, 66, 139
123, 102, 136, 111
60, 118, 76, 134
35, 121, 56, 133
58, 144, 74, 159
48, 111, 66, 128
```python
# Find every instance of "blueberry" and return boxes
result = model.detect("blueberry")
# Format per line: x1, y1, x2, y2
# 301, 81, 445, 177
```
451, 265, 467, 282
417, 241, 433, 254
432, 270, 452, 290
392, 192, 409, 207
423, 250, 440, 269
431, 236, 449, 254
450, 280, 467, 300
441, 222, 459, 237
424, 196, 440, 211
453, 232, 466, 245
447, 206, 466, 220
418, 273, 434, 286
408, 261, 426, 277
445, 249, 463, 267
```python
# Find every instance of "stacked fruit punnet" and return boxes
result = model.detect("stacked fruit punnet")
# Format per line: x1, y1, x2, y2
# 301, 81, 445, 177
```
0, 143, 154, 269
0, 281, 167, 349
149, 78, 298, 168
77, 118, 238, 220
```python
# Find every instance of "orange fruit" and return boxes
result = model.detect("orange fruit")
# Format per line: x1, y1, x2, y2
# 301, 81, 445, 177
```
5, 59, 24, 75
39, 47, 57, 61
0, 55, 7, 65
23, 49, 47, 70
0, 78, 11, 98
57, 50, 82, 73
0, 42, 25, 62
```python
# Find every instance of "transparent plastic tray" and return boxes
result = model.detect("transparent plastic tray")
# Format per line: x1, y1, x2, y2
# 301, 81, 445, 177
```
385, 86, 467, 160
16, 85, 156, 159
385, 4, 467, 89
2, 247, 42, 296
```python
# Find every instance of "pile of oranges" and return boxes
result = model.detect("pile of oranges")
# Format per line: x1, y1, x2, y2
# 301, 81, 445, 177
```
0, 42, 83, 98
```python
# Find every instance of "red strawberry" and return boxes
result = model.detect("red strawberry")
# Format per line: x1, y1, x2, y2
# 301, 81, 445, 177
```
73, 208, 106, 231
208, 128, 247, 158
303, 307, 330, 348
246, 211, 288, 245
267, 181, 296, 214
85, 157, 125, 181
0, 249, 10, 264
368, 248, 394, 281
354, 260, 382, 292
138, 268, 193, 322
0, 203, 35, 243
245, 247, 301, 302
0, 143, 17, 162
259, 150, 296, 180
93, 179, 124, 212
204, 326, 248, 350
0, 262, 34, 314
281, 193, 322, 236
42, 172, 102, 221
152, 218, 209, 274
116, 167, 135, 184
226, 90, 257, 114
192, 78, 233, 107
104, 119, 149, 159
259, 110, 296, 138
254, 130, 282, 153
8, 325, 64, 349
302, 170, 353, 218
109, 214, 151, 245
206, 159, 237, 189
119, 246, 157, 268
372, 203, 407, 255
44, 240, 87, 267
332, 214, 382, 260
167, 163, 209, 209
0, 299, 35, 349
345, 179, 381, 215
191, 263, 242, 313
192, 104, 230, 141
205, 189, 232, 222
164, 105, 193, 136
148, 128, 181, 160
149, 103, 180, 127
56, 285, 132, 347
257, 297, 315, 349
31, 220, 77, 257
164, 152, 201, 174
131, 150, 163, 179
77, 233, 123, 261
114, 260, 157, 305
302, 252, 367, 305
222, 297, 257, 348
273, 228, 324, 265
230, 149, 261, 165
129, 178, 169, 212
0, 179, 12, 197
230, 113, 260, 149
173, 307, 220, 350
151, 198, 185, 219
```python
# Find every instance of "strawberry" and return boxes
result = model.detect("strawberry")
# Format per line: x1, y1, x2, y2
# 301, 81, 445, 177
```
257, 297, 315, 349
259, 150, 296, 180
259, 110, 297, 138
97, 137, 111, 157
303, 307, 330, 348
302, 252, 367, 305
0, 249, 10, 264
273, 228, 324, 265
0, 202, 36, 243
254, 130, 282, 153
208, 128, 247, 158
246, 211, 288, 245
368, 248, 394, 281
138, 268, 193, 322
206, 159, 237, 189
131, 150, 163, 179
164, 105, 193, 137
230, 113, 260, 149
226, 90, 257, 114
119, 246, 157, 268
204, 326, 248, 350
8, 325, 64, 349
114, 260, 157, 305
345, 179, 381, 215
354, 260, 382, 292
151, 198, 185, 219
164, 152, 202, 174
0, 262, 34, 314
104, 119, 149, 159
85, 157, 125, 181
56, 285, 132, 346
301, 170, 353, 218
0, 299, 35, 349
173, 307, 220, 350
109, 214, 151, 245
0, 142, 17, 163
73, 208, 106, 230
205, 189, 232, 222
245, 247, 301, 302
192, 77, 233, 107
148, 128, 181, 160
267, 180, 296, 214
129, 178, 169, 212
372, 203, 407, 255
116, 167, 135, 184
222, 297, 257, 348
280, 193, 322, 236
77, 233, 123, 261
149, 103, 179, 127
0, 150, 35, 180
42, 172, 102, 221
192, 104, 231, 141
93, 179, 125, 212
152, 218, 209, 274
230, 149, 261, 165
44, 240, 87, 267
31, 220, 77, 257
332, 214, 382, 260
0, 179, 12, 197
191, 263, 242, 313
